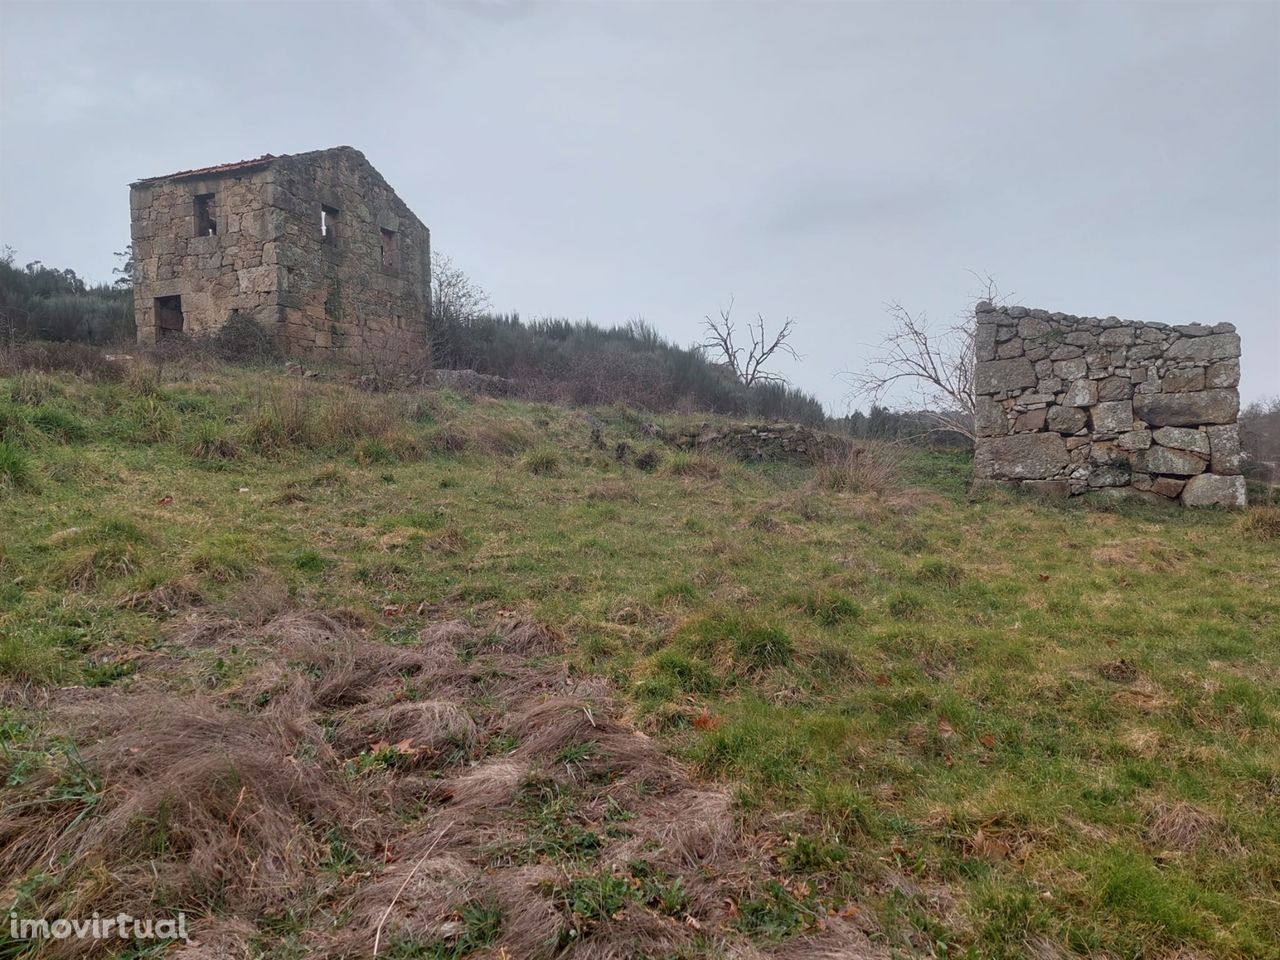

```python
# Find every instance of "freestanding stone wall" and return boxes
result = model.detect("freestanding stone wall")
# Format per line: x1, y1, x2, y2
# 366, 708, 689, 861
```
972, 302, 1246, 507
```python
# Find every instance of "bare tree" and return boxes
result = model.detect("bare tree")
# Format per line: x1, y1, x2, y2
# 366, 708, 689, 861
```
701, 297, 800, 387
846, 274, 1006, 442
429, 252, 490, 367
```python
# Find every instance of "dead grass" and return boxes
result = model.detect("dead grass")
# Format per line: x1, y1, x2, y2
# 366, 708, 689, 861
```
0, 605, 889, 958
1238, 505, 1280, 541
813, 442, 903, 494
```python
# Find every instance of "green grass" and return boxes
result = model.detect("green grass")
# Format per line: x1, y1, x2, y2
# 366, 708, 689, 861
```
1, 363, 1277, 958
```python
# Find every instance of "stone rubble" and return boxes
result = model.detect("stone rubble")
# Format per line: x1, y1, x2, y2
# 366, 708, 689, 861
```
972, 303, 1246, 508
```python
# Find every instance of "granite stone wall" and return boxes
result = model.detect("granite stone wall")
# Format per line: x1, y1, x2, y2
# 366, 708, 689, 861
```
973, 302, 1246, 507
130, 146, 430, 369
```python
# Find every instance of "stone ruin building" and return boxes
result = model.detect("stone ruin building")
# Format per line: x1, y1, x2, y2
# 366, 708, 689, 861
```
973, 302, 1246, 507
129, 146, 430, 366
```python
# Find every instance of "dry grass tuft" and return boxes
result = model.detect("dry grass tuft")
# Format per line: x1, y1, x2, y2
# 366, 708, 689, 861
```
1144, 800, 1226, 852
0, 693, 362, 925
813, 442, 903, 494
1238, 505, 1280, 541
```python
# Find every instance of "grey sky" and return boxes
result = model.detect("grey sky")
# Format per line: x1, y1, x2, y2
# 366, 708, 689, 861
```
2, 0, 1277, 411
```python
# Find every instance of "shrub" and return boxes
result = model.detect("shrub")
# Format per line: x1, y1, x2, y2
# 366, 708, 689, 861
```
635, 448, 662, 472
814, 442, 902, 494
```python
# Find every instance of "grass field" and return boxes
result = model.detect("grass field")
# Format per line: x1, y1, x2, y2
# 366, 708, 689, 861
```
1, 361, 1277, 959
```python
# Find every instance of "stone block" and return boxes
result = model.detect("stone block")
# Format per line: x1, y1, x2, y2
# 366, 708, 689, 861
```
975, 322, 998, 362
1063, 379, 1097, 407
1133, 390, 1239, 427
1054, 357, 1088, 380
1097, 376, 1132, 401
1163, 332, 1241, 361
1151, 476, 1186, 499
1018, 317, 1051, 339
1047, 406, 1087, 434
1139, 445, 1207, 476
1098, 326, 1135, 346
996, 338, 1025, 359
1088, 465, 1131, 487
1013, 408, 1047, 432
974, 396, 1007, 438
975, 358, 1037, 394
1151, 426, 1209, 455
1206, 359, 1240, 389
1116, 429, 1152, 451
975, 433, 1069, 480
1206, 424, 1242, 475
1090, 400, 1133, 434
1180, 473, 1246, 508
1160, 368, 1204, 393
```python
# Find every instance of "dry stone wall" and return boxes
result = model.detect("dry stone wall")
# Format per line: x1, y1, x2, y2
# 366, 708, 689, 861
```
973, 302, 1245, 507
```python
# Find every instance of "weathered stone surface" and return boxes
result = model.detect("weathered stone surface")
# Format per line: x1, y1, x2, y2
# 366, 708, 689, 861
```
1206, 424, 1242, 475
1088, 465, 1130, 487
1180, 473, 1246, 508
1151, 476, 1186, 499
1152, 426, 1210, 455
1160, 368, 1205, 393
1047, 406, 1087, 434
974, 358, 1037, 394
1063, 379, 1097, 407
1013, 408, 1047, 432
1116, 429, 1151, 451
1163, 332, 1241, 361
1018, 317, 1051, 339
996, 338, 1025, 359
1097, 376, 1132, 401
1139, 445, 1208, 476
1091, 400, 1133, 434
975, 322, 998, 362
974, 396, 1006, 438
1133, 390, 1239, 427
1206, 359, 1240, 389
1098, 326, 1135, 346
1054, 357, 1088, 380
974, 433, 1069, 480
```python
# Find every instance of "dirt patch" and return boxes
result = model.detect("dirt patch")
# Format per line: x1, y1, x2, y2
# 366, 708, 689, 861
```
0, 606, 891, 959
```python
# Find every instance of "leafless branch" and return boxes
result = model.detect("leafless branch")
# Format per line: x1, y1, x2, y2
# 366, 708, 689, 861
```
844, 275, 1007, 443
701, 298, 801, 387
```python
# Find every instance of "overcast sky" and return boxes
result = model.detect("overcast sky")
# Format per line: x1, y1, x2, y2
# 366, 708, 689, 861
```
1, 0, 1276, 411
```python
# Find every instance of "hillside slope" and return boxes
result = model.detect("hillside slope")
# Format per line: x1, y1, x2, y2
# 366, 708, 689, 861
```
1, 360, 1278, 959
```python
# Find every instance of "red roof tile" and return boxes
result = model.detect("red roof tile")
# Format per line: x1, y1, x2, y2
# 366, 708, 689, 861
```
131, 153, 284, 185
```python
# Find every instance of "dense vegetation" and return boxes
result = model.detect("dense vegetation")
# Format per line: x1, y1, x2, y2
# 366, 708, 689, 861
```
0, 352, 1277, 958
0, 249, 134, 345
